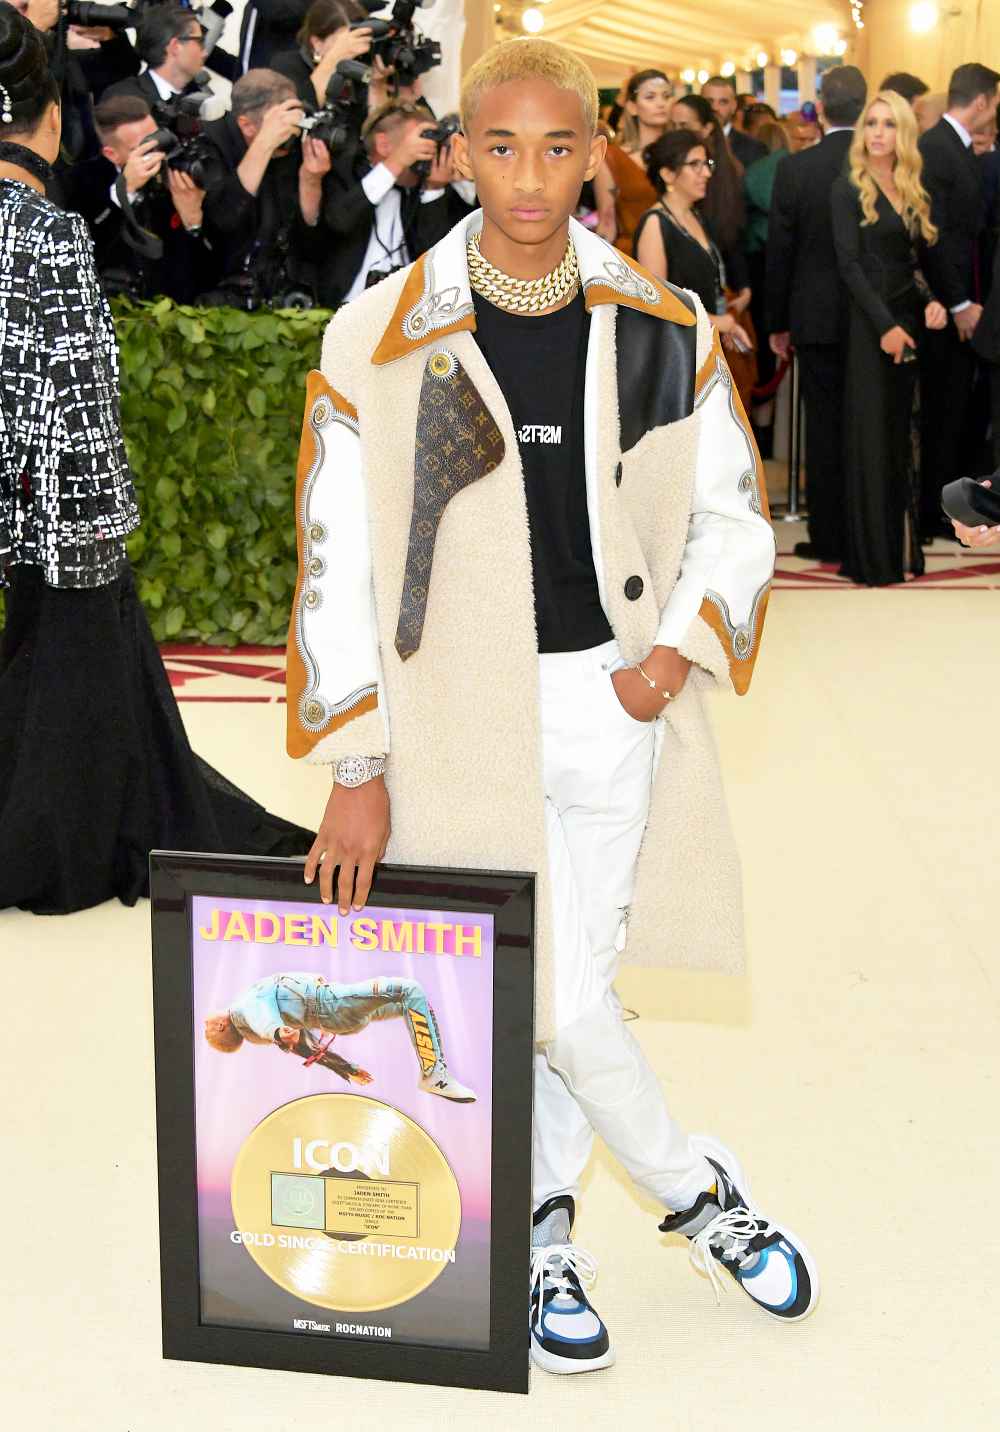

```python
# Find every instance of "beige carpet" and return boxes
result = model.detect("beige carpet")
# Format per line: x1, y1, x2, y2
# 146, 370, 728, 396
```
3, 584, 998, 1432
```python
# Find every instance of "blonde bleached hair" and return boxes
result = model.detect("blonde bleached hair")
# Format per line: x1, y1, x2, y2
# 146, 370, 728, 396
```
460, 38, 598, 135
849, 89, 937, 244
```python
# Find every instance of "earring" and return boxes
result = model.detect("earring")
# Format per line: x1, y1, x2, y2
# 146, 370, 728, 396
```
0, 85, 12, 125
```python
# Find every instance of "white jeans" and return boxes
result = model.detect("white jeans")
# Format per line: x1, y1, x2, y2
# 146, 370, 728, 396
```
533, 639, 716, 1215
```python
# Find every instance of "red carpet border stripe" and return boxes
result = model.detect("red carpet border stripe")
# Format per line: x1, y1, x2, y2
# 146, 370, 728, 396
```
162, 555, 1000, 701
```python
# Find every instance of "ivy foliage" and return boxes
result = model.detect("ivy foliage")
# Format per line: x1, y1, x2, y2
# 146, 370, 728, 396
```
115, 298, 330, 645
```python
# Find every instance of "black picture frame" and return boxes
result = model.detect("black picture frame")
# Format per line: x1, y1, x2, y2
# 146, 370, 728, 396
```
151, 852, 535, 1395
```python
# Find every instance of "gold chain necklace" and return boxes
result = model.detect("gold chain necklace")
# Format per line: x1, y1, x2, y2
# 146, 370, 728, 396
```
466, 229, 580, 315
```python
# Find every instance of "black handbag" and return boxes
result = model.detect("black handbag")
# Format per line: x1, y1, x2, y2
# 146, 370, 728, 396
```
940, 473, 1000, 526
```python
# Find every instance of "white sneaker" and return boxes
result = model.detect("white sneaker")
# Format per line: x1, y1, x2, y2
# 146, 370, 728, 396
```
530, 1196, 614, 1375
419, 1060, 477, 1102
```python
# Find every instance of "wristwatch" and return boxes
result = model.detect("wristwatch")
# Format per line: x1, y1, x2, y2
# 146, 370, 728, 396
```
334, 755, 387, 788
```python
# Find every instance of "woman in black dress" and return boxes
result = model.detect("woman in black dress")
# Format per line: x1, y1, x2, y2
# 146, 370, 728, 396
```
0, 8, 312, 915
831, 89, 946, 586
668, 94, 751, 320
633, 129, 752, 356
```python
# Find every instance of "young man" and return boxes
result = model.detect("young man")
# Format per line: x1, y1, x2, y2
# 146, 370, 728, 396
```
286, 38, 818, 1374
204, 971, 476, 1102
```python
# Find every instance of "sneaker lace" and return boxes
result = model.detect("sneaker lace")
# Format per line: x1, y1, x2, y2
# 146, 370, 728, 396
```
690, 1205, 773, 1304
529, 1244, 599, 1331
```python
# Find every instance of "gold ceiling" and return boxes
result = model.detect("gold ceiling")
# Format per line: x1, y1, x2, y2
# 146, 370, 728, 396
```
494, 0, 856, 86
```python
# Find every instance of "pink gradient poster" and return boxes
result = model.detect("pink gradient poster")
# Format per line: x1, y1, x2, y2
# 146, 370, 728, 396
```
192, 895, 494, 1351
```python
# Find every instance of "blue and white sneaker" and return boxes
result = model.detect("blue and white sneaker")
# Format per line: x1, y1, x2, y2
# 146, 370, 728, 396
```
530, 1195, 615, 1374
659, 1135, 819, 1322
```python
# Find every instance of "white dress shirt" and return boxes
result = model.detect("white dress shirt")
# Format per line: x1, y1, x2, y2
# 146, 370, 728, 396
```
343, 162, 445, 302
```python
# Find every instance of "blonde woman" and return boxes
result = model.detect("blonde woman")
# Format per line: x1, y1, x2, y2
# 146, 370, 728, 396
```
831, 89, 946, 586
593, 69, 671, 252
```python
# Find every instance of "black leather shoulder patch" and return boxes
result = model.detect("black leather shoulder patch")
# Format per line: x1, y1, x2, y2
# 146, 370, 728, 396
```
616, 291, 698, 454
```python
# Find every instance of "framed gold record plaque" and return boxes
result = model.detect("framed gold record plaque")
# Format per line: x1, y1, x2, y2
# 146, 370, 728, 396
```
150, 855, 535, 1394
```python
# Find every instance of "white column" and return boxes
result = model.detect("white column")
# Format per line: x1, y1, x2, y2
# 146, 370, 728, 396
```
797, 55, 817, 105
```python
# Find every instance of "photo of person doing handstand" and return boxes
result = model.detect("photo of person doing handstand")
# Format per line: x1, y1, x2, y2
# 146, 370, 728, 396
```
204, 972, 476, 1103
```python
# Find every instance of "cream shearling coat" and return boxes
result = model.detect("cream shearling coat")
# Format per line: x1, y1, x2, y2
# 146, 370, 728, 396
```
286, 212, 776, 1041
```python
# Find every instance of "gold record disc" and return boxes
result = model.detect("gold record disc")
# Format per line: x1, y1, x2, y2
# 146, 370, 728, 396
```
230, 1093, 462, 1313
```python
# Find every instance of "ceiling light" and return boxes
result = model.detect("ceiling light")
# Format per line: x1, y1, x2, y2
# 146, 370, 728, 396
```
521, 7, 544, 32
756, 51, 769, 68
909, 2, 939, 32
720, 61, 735, 78
780, 49, 798, 66
680, 68, 696, 84
812, 24, 840, 54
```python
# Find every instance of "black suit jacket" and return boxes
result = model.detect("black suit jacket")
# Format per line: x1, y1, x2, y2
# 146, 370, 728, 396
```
61, 154, 220, 302
102, 70, 200, 110
765, 129, 852, 345
728, 126, 767, 172
317, 149, 457, 308
199, 113, 325, 300
919, 118, 984, 309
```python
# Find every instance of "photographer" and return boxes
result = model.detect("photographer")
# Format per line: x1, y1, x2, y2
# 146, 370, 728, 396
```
271, 0, 371, 107
313, 98, 454, 306
61, 92, 220, 301
19, 0, 100, 161
103, 5, 209, 106
198, 69, 324, 305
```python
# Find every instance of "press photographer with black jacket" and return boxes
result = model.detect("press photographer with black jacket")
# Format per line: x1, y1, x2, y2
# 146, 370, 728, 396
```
314, 97, 455, 306
198, 69, 326, 304
62, 93, 220, 302
270, 0, 371, 106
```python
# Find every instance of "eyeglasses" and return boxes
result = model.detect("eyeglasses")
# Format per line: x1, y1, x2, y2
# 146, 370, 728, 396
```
178, 31, 206, 45
683, 158, 716, 173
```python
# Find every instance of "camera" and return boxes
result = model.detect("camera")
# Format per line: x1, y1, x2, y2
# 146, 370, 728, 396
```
297, 60, 371, 151
412, 112, 460, 180
147, 93, 218, 188
64, 0, 136, 28
349, 0, 442, 90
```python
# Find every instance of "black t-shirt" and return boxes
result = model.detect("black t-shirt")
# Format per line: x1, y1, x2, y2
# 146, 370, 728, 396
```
472, 290, 614, 654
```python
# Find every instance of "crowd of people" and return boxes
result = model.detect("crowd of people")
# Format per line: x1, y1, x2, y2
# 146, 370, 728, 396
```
7, 0, 1000, 592
591, 60, 1000, 586
16, 0, 471, 308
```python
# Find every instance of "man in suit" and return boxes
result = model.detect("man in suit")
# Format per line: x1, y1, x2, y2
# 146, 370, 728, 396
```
314, 98, 457, 307
103, 5, 209, 108
918, 63, 1000, 532
198, 69, 327, 304
702, 75, 766, 170
62, 92, 220, 302
766, 65, 867, 561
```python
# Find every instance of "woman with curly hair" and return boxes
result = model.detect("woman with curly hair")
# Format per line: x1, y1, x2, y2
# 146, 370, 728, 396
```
831, 89, 947, 586
592, 68, 671, 253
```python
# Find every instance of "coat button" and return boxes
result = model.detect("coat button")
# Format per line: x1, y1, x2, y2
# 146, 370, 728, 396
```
614, 461, 623, 487
624, 575, 644, 601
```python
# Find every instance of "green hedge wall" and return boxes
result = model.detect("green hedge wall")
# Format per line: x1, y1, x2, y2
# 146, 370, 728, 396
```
116, 298, 331, 646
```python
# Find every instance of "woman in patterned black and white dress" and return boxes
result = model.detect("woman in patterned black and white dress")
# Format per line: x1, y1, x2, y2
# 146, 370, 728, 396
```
0, 8, 312, 915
